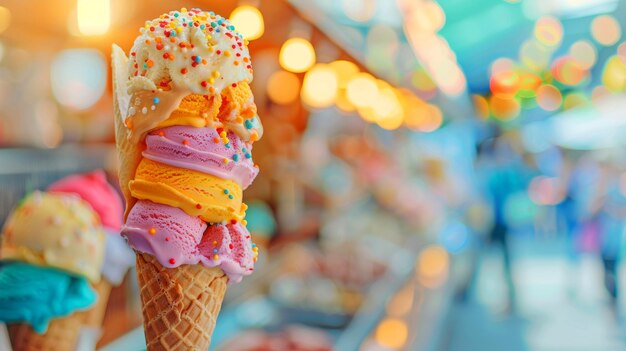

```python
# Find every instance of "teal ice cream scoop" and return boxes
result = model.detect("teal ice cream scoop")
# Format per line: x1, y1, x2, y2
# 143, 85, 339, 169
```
0, 262, 96, 333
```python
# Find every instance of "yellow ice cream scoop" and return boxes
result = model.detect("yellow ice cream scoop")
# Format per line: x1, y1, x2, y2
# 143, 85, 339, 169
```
129, 158, 245, 223
0, 191, 105, 282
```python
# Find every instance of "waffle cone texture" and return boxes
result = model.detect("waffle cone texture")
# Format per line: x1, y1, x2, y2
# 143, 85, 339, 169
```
78, 279, 112, 328
136, 252, 227, 351
8, 313, 83, 351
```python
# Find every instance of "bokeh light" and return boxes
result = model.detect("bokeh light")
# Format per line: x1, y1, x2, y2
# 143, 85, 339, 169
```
602, 55, 626, 93
536, 84, 562, 111
416, 245, 449, 287
357, 106, 379, 123
534, 16, 563, 47
420, 104, 444, 132
552, 57, 587, 86
342, 0, 377, 22
267, 70, 301, 105
517, 72, 542, 98
431, 59, 467, 97
51, 49, 106, 110
490, 58, 515, 76
329, 60, 360, 89
373, 87, 404, 130
424, 1, 446, 32
411, 69, 437, 100
77, 0, 111, 36
386, 286, 415, 317
301, 64, 338, 108
520, 39, 552, 70
0, 6, 11, 35
563, 92, 588, 110
279, 38, 316, 73
346, 73, 379, 108
569, 40, 597, 70
375, 318, 408, 349
403, 95, 429, 130
528, 176, 565, 205
591, 15, 621, 46
230, 5, 265, 41
335, 91, 356, 112
440, 221, 470, 254
490, 70, 520, 96
490, 94, 521, 120
473, 94, 490, 119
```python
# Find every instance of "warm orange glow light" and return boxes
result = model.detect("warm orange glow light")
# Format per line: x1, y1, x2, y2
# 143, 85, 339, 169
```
267, 70, 300, 105
416, 245, 449, 288
279, 38, 316, 73
301, 64, 337, 108
375, 318, 408, 349
230, 5, 264, 41
490, 94, 520, 120
420, 104, 444, 132
0, 6, 10, 35
346, 73, 378, 108
77, 0, 111, 36
386, 286, 415, 317
330, 60, 359, 88
473, 95, 490, 119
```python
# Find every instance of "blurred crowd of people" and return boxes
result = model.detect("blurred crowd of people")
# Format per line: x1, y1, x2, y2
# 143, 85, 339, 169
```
458, 124, 626, 317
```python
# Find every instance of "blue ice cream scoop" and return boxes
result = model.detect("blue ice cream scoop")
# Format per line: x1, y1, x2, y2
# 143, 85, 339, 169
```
0, 262, 96, 333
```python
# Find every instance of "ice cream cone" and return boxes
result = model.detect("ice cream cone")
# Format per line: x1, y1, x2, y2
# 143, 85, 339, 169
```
135, 252, 227, 351
8, 312, 83, 351
112, 44, 141, 221
114, 9, 262, 350
78, 279, 112, 328
114, 44, 231, 351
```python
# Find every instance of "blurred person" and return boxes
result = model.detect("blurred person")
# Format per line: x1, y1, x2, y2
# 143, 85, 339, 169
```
555, 155, 583, 296
597, 161, 626, 307
458, 135, 531, 314
561, 154, 604, 296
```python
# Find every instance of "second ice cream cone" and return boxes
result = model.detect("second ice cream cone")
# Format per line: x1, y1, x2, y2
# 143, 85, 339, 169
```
78, 279, 113, 328
8, 312, 83, 351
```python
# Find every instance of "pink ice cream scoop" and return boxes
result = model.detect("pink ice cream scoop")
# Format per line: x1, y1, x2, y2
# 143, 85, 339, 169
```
142, 125, 258, 189
47, 170, 135, 285
48, 170, 123, 231
122, 200, 256, 283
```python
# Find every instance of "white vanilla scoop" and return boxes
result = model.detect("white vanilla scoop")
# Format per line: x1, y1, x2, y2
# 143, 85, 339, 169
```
127, 8, 253, 95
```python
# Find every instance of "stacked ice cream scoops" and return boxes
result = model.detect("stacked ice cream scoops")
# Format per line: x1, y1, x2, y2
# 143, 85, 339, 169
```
47, 171, 135, 349
112, 8, 262, 350
0, 191, 105, 350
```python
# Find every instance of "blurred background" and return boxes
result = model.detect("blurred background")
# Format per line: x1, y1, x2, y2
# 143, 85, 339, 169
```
0, 0, 626, 350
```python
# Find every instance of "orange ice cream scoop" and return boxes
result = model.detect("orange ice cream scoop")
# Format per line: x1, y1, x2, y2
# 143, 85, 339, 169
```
156, 93, 222, 130
128, 158, 245, 223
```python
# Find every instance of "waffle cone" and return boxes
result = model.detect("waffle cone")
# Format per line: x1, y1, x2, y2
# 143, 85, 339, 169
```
135, 252, 227, 351
8, 313, 82, 351
77, 279, 112, 328
112, 44, 142, 220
